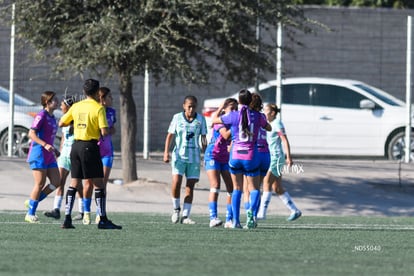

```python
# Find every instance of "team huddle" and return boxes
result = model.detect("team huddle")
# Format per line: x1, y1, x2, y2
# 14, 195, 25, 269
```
24, 79, 121, 229
164, 89, 301, 229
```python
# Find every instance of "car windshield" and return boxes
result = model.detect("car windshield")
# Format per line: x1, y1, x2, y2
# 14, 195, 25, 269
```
353, 84, 401, 106
0, 87, 36, 106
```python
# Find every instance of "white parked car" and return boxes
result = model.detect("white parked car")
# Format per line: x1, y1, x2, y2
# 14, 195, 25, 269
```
202, 77, 413, 160
0, 86, 62, 157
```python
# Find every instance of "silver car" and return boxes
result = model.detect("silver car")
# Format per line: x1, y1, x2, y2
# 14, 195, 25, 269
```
0, 86, 61, 157
202, 77, 414, 160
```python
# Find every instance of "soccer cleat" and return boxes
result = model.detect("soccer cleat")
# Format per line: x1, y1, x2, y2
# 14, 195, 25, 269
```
95, 215, 100, 224
224, 220, 233, 228
171, 208, 180, 224
44, 208, 61, 219
25, 214, 39, 223
256, 210, 266, 220
83, 212, 91, 225
243, 220, 257, 229
24, 200, 30, 210
73, 213, 84, 221
231, 222, 242, 229
287, 210, 302, 221
61, 218, 75, 229
209, 217, 223, 228
246, 210, 255, 229
180, 217, 196, 224
97, 220, 122, 230
256, 215, 266, 220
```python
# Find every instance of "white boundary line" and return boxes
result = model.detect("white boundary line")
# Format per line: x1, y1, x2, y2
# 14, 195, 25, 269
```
258, 223, 414, 230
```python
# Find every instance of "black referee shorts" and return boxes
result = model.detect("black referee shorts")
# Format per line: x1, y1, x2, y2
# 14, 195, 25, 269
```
70, 140, 103, 179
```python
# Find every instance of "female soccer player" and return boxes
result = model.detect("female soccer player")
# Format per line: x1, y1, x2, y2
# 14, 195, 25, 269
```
257, 103, 301, 221
43, 95, 77, 220
164, 95, 207, 224
212, 89, 271, 229
25, 91, 60, 223
204, 98, 237, 228
243, 93, 270, 222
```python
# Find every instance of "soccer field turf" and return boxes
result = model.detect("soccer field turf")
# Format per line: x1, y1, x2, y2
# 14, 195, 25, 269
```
1, 212, 413, 275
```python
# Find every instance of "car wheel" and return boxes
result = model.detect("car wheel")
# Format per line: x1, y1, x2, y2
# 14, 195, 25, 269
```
0, 126, 31, 157
386, 131, 414, 161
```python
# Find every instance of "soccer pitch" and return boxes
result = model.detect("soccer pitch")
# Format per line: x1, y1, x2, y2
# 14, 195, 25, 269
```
1, 212, 413, 275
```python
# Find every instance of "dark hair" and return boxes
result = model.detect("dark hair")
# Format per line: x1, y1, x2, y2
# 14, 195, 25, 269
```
41, 91, 56, 108
249, 93, 263, 112
266, 103, 281, 114
184, 95, 197, 104
238, 89, 252, 106
238, 89, 252, 135
98, 87, 111, 100
223, 98, 238, 109
83, 79, 100, 96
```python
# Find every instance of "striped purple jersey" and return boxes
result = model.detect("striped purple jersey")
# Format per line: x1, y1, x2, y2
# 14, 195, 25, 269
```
26, 109, 58, 165
204, 123, 231, 163
257, 113, 269, 153
220, 106, 268, 160
98, 107, 116, 157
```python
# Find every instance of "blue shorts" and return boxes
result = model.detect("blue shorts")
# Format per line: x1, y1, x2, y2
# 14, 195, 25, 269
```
228, 158, 260, 177
101, 156, 114, 168
29, 160, 58, 170
228, 146, 260, 177
257, 151, 270, 177
172, 159, 200, 179
204, 159, 230, 171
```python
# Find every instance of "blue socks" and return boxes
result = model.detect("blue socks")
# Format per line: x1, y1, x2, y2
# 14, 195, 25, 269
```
231, 190, 242, 224
249, 189, 260, 217
27, 199, 39, 215
208, 201, 218, 220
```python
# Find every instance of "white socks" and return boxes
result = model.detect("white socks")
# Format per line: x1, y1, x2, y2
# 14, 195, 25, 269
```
257, 192, 272, 219
53, 195, 63, 210
278, 192, 298, 213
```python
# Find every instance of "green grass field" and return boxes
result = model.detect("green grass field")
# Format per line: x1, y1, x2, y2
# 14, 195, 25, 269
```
1, 212, 414, 275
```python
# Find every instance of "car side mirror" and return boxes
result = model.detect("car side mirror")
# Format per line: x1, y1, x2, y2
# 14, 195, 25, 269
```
360, 99, 375, 110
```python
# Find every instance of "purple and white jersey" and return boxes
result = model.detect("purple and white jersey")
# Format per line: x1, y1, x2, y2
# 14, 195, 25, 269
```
26, 109, 58, 165
221, 106, 268, 160
257, 113, 269, 153
98, 107, 116, 157
204, 123, 230, 163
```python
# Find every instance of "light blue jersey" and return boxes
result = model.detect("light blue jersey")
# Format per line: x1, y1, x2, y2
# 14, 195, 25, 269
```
267, 118, 286, 158
57, 125, 74, 171
60, 126, 74, 158
168, 112, 207, 163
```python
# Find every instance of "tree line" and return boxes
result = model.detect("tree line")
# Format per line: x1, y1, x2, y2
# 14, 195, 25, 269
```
293, 0, 413, 9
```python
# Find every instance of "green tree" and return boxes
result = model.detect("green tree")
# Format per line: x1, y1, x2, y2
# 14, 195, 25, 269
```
1, 0, 312, 182
293, 0, 414, 8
